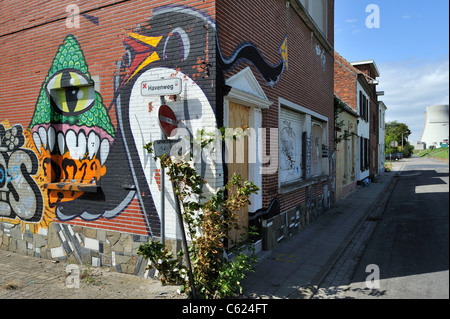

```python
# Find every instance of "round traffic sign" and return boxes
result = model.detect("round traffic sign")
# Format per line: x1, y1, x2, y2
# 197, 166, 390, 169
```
390, 141, 398, 147
158, 105, 178, 137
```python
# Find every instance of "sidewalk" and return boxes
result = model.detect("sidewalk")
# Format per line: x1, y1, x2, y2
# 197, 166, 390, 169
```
1, 164, 402, 300
242, 166, 402, 299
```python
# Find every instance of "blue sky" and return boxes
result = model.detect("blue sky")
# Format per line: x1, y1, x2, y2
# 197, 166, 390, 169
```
335, 0, 449, 143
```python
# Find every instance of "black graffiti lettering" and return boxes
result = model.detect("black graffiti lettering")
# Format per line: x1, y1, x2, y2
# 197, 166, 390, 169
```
62, 158, 77, 180
43, 157, 62, 182
0, 149, 43, 222
79, 162, 87, 181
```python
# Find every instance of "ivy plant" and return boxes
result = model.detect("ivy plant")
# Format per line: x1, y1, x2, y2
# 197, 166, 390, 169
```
138, 128, 259, 299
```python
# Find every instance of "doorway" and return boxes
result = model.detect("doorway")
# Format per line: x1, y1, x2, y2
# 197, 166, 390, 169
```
227, 102, 249, 245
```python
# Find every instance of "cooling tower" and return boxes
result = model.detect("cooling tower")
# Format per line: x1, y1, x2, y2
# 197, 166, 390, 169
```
420, 105, 449, 148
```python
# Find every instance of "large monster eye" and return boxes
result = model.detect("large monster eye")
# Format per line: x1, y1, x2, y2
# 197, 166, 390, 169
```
46, 69, 95, 115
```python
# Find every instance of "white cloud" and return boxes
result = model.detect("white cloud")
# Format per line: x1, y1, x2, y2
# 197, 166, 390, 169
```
378, 57, 449, 143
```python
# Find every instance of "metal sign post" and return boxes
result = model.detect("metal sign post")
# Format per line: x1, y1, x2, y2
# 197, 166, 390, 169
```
157, 102, 181, 245
390, 140, 398, 164
159, 98, 167, 247
160, 134, 166, 246
155, 100, 197, 299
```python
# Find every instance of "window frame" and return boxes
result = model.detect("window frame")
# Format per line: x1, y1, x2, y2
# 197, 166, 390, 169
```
299, 0, 328, 38
278, 98, 329, 193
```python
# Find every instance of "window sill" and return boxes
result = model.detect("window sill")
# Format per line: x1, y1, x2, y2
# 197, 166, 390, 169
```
43, 181, 100, 193
279, 174, 329, 194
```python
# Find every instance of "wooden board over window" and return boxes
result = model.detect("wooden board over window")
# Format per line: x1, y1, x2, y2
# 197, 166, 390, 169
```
227, 102, 249, 246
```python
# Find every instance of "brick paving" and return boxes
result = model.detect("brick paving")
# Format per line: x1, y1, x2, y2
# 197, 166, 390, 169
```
1, 164, 404, 300
242, 169, 399, 299
0, 249, 182, 299
312, 220, 378, 299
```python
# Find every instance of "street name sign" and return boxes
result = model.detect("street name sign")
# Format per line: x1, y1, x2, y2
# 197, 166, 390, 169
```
153, 138, 182, 158
141, 78, 182, 96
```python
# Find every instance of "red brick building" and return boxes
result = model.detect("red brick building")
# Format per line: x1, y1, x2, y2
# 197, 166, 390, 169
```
334, 52, 380, 184
0, 0, 334, 273
351, 60, 380, 179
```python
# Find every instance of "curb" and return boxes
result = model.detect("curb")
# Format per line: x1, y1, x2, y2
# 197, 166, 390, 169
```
306, 173, 399, 298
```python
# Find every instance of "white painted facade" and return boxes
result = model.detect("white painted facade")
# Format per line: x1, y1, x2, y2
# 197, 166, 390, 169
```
378, 101, 387, 174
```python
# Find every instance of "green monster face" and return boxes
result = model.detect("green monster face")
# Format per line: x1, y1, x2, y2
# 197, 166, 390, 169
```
30, 35, 114, 138
29, 35, 115, 202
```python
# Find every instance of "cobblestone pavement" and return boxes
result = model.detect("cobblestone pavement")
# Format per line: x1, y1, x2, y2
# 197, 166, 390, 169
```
311, 162, 403, 299
0, 249, 184, 299
1, 162, 406, 301
311, 219, 379, 299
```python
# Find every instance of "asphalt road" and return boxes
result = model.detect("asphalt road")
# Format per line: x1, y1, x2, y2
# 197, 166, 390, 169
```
345, 156, 449, 299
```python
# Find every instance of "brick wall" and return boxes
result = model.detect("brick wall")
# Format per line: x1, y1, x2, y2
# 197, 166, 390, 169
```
0, 0, 218, 273
334, 52, 358, 110
217, 0, 335, 214
1, 0, 336, 268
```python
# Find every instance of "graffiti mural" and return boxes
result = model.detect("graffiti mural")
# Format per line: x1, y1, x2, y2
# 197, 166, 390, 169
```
217, 33, 287, 87
2, 5, 289, 239
0, 122, 43, 222
27, 35, 134, 225
112, 6, 219, 239
279, 35, 289, 72
280, 121, 296, 170
110, 5, 289, 239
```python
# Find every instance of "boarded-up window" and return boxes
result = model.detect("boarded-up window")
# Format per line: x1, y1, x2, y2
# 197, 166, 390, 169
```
311, 121, 323, 177
279, 108, 302, 185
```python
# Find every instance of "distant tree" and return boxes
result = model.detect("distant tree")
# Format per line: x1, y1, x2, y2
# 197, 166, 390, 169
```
385, 121, 413, 157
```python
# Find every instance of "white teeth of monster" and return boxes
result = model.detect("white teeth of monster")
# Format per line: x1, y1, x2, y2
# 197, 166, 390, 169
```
47, 126, 56, 153
57, 132, 65, 155
66, 130, 86, 161
33, 132, 42, 154
32, 126, 55, 153
87, 131, 100, 159
100, 139, 110, 166
33, 125, 110, 164
38, 126, 47, 150
78, 131, 87, 160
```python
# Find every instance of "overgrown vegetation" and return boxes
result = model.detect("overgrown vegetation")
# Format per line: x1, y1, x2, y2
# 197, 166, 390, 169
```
418, 147, 449, 160
385, 121, 413, 158
138, 128, 259, 299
